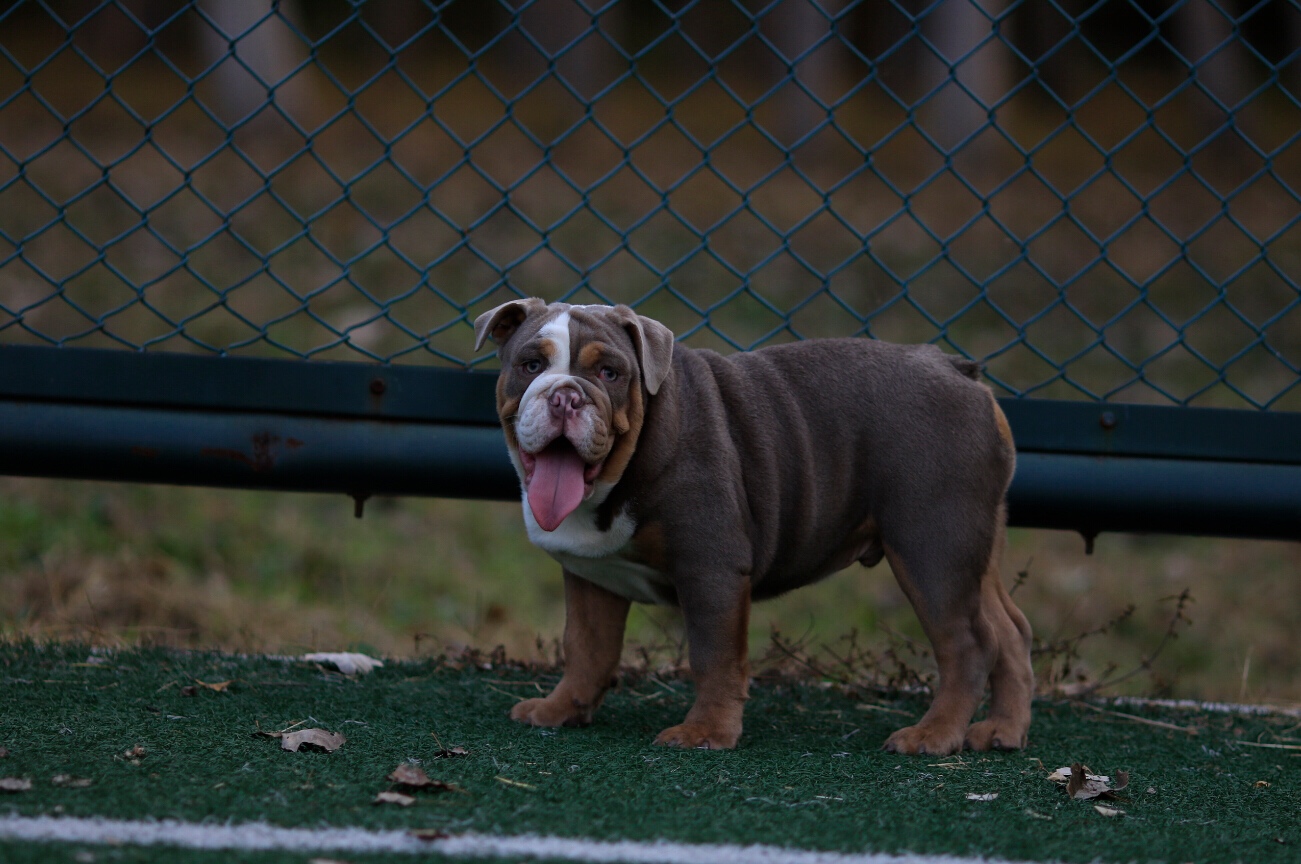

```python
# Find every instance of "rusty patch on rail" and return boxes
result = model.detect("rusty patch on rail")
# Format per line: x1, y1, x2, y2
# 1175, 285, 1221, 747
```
201, 433, 282, 472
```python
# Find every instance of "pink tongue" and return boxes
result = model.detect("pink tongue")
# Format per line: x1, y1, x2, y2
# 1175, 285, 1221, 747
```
528, 443, 588, 532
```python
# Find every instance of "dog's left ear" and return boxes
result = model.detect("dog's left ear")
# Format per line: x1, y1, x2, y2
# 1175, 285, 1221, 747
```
473, 298, 545, 352
616, 306, 674, 396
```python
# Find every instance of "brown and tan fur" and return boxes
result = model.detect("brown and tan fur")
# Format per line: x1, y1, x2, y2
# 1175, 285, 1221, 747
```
474, 299, 1033, 754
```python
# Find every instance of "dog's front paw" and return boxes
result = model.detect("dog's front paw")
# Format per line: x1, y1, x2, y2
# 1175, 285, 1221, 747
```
964, 718, 1028, 751
652, 721, 740, 750
882, 723, 964, 756
509, 695, 593, 728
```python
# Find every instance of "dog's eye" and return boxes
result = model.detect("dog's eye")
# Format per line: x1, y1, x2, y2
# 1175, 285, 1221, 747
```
522, 359, 544, 374
599, 367, 618, 382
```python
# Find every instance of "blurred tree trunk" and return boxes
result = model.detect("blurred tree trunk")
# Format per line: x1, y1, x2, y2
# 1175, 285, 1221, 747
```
196, 0, 312, 130
925, 0, 1011, 158
1174, 0, 1251, 144
520, 0, 626, 103
764, 0, 840, 151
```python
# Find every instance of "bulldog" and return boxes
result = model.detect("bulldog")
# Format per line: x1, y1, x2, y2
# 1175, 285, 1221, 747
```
473, 298, 1033, 755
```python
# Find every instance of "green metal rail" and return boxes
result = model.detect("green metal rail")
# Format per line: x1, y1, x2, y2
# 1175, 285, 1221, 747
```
1, 344, 1296, 540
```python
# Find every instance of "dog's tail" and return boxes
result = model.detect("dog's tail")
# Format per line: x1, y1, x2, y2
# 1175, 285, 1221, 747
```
947, 355, 982, 380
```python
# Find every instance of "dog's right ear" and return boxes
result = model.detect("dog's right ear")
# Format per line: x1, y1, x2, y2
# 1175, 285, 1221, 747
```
473, 298, 545, 352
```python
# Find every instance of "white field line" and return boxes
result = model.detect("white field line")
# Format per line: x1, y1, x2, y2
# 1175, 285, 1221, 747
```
1109, 696, 1301, 718
0, 814, 1025, 864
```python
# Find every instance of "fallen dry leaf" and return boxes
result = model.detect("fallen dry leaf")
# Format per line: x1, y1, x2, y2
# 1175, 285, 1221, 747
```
409, 829, 451, 841
280, 729, 345, 753
373, 791, 415, 807
1051, 764, 1128, 801
1094, 804, 1125, 817
180, 686, 198, 697
1047, 765, 1109, 785
51, 775, 93, 788
302, 652, 384, 676
434, 745, 469, 758
0, 778, 31, 792
1256, 780, 1272, 788
386, 763, 458, 792
966, 792, 998, 801
389, 763, 431, 786
194, 679, 233, 693
123, 745, 146, 759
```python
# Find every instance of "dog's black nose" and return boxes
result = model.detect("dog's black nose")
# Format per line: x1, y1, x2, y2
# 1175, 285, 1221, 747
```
549, 387, 582, 419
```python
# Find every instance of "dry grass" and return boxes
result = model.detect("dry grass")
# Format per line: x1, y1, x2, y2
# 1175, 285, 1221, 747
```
1, 477, 1297, 707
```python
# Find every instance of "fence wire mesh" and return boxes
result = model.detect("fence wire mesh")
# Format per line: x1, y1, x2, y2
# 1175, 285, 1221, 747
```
0, 0, 1299, 410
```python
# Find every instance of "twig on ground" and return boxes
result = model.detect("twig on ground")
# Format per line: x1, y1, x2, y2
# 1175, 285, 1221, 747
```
1073, 700, 1199, 735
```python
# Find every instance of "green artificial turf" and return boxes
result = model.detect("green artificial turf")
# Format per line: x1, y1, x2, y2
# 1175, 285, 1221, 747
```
0, 644, 1298, 863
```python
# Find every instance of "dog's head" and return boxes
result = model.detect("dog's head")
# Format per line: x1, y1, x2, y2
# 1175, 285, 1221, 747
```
474, 299, 675, 532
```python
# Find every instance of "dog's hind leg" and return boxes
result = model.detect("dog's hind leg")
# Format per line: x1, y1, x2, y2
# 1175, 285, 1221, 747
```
963, 519, 1034, 751
880, 530, 1001, 756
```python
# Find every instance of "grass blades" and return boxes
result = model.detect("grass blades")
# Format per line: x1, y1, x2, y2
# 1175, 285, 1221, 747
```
0, 644, 1297, 864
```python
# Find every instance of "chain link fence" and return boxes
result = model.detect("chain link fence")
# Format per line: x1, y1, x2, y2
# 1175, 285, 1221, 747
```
0, 0, 1298, 410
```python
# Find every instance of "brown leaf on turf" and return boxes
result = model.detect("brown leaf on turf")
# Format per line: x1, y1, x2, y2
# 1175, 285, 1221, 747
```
123, 745, 146, 759
409, 829, 450, 841
1061, 763, 1126, 801
194, 679, 233, 692
1094, 804, 1125, 817
373, 791, 415, 807
280, 729, 345, 753
0, 778, 31, 792
180, 686, 198, 697
386, 763, 459, 792
388, 763, 432, 787
434, 746, 469, 758
51, 774, 93, 788
1066, 763, 1086, 798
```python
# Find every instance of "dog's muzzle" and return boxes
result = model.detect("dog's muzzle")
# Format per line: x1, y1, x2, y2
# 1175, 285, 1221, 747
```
516, 383, 607, 531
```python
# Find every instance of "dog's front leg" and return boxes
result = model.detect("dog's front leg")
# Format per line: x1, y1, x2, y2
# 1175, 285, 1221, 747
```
654, 576, 751, 750
510, 570, 630, 728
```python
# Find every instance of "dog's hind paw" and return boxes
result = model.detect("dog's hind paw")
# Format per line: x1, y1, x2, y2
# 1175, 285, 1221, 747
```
963, 718, 1028, 751
509, 695, 594, 728
882, 723, 965, 756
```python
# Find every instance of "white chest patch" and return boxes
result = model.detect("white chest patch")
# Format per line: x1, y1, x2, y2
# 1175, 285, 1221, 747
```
522, 487, 673, 605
